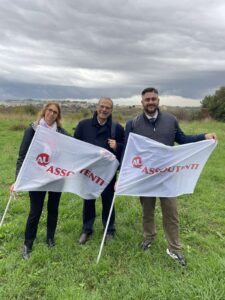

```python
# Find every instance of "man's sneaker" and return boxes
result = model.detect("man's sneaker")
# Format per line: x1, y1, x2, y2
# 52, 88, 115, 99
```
140, 240, 152, 251
166, 248, 186, 266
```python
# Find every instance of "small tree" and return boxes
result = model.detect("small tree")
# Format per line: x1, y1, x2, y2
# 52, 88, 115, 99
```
201, 86, 225, 121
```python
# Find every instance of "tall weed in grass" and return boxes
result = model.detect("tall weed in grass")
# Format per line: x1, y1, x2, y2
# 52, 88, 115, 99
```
0, 113, 225, 299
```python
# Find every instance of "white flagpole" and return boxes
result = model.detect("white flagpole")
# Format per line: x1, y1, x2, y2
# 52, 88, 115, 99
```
96, 194, 116, 263
0, 193, 15, 227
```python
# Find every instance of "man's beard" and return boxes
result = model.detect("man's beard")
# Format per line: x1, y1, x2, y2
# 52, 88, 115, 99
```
144, 105, 158, 115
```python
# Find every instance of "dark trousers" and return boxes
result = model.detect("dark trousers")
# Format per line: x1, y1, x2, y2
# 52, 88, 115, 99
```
82, 176, 116, 235
24, 191, 61, 248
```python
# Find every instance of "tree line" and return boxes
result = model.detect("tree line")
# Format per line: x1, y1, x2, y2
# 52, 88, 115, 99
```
1, 86, 225, 122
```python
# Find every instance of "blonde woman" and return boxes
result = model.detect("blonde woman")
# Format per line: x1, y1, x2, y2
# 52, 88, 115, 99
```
12, 102, 68, 259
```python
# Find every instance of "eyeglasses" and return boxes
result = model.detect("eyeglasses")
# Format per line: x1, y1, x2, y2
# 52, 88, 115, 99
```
47, 108, 58, 115
144, 97, 158, 101
98, 105, 112, 110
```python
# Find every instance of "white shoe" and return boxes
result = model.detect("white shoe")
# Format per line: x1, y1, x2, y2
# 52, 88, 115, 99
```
166, 248, 186, 266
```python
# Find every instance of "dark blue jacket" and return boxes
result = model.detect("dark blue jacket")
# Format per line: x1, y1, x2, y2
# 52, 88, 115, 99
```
74, 112, 124, 162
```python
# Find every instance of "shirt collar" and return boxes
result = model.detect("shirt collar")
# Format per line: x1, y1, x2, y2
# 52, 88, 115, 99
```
144, 110, 158, 120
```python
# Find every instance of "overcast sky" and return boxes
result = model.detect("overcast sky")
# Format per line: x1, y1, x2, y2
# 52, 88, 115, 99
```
0, 0, 225, 105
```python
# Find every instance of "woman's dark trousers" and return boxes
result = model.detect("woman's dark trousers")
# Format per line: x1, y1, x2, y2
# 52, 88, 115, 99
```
24, 191, 61, 248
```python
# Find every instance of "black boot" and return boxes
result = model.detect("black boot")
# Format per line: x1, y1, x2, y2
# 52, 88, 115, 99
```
46, 238, 55, 247
22, 245, 32, 260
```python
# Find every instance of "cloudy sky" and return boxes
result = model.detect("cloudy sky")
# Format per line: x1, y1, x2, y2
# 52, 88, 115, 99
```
0, 0, 225, 105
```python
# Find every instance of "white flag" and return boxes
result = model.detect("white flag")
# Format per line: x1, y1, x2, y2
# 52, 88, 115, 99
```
116, 133, 217, 197
14, 126, 119, 199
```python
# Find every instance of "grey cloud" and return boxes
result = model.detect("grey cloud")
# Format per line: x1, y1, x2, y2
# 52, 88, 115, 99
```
0, 0, 225, 100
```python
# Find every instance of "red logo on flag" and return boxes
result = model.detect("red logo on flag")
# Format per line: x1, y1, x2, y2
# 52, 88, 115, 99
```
36, 152, 75, 177
36, 153, 50, 166
132, 156, 143, 168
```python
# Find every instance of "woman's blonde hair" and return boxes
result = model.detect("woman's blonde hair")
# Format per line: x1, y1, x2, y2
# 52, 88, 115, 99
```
37, 102, 62, 127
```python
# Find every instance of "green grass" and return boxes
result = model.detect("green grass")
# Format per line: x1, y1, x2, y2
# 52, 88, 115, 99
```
0, 113, 225, 300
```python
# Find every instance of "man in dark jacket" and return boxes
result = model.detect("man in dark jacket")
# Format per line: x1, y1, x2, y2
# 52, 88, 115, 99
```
74, 97, 124, 244
125, 87, 217, 266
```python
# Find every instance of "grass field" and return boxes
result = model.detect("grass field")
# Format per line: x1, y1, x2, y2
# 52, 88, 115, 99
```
0, 111, 225, 300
